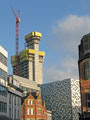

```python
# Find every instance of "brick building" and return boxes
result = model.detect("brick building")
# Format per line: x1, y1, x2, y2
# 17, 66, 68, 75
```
21, 92, 47, 120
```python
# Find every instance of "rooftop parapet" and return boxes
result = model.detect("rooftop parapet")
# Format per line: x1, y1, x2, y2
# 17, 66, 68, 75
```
25, 32, 42, 40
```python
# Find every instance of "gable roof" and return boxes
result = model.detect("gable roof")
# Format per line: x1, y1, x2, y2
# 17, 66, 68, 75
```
21, 92, 40, 104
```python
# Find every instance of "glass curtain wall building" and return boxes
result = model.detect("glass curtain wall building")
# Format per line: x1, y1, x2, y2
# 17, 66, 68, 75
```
0, 45, 8, 117
78, 33, 90, 118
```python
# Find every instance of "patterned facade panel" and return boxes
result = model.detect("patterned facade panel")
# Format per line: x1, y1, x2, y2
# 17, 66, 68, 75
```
71, 79, 81, 120
39, 79, 81, 120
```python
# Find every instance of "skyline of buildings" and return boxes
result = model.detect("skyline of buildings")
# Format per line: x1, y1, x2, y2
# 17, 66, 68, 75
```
0, 32, 50, 120
1, 31, 90, 120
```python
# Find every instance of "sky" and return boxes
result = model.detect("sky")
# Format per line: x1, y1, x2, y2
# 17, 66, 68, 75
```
0, 0, 90, 83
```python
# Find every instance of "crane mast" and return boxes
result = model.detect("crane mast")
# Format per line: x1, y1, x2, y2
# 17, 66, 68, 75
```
11, 7, 20, 74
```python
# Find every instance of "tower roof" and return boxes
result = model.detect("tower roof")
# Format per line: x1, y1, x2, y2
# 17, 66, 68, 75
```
25, 31, 42, 40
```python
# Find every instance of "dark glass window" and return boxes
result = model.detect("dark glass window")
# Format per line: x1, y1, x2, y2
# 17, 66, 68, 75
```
87, 94, 90, 100
88, 102, 90, 108
83, 35, 90, 53
18, 110, 19, 118
14, 96, 16, 105
0, 101, 7, 113
84, 60, 90, 80
9, 108, 11, 118
0, 69, 7, 81
83, 36, 88, 44
17, 97, 20, 106
26, 87, 30, 93
14, 109, 16, 119
0, 53, 7, 66
0, 85, 7, 97
9, 94, 11, 104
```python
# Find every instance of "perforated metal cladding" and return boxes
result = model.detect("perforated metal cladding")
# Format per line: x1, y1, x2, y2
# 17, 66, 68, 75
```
39, 79, 81, 120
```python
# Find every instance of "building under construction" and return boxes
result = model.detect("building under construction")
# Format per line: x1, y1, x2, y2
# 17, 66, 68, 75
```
78, 33, 90, 119
11, 32, 45, 85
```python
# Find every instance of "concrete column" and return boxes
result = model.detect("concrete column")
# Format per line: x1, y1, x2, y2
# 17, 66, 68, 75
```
34, 43, 39, 83
29, 61, 33, 81
39, 62, 43, 84
25, 32, 44, 84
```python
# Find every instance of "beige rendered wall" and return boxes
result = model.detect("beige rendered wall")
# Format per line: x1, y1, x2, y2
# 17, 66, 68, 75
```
0, 45, 8, 73
29, 61, 33, 81
0, 45, 8, 58
38, 62, 43, 84
25, 32, 45, 85
0, 45, 8, 117
34, 43, 40, 83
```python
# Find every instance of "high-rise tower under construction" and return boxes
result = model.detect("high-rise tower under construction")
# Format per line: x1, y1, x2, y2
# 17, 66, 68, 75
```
11, 32, 45, 84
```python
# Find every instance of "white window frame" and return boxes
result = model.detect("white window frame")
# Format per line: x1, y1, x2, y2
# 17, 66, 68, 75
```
28, 100, 33, 105
31, 100, 33, 105
27, 108, 30, 115
31, 109, 34, 115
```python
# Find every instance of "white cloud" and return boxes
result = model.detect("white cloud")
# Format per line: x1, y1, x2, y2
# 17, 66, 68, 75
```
52, 15, 90, 56
44, 15, 90, 83
44, 57, 79, 83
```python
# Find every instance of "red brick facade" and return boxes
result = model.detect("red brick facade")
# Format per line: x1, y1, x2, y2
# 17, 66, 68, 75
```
21, 92, 47, 120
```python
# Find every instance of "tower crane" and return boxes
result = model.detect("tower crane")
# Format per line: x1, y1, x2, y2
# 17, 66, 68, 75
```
11, 7, 20, 74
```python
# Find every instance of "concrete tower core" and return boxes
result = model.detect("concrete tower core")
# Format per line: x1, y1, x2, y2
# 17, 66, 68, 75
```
11, 32, 45, 84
